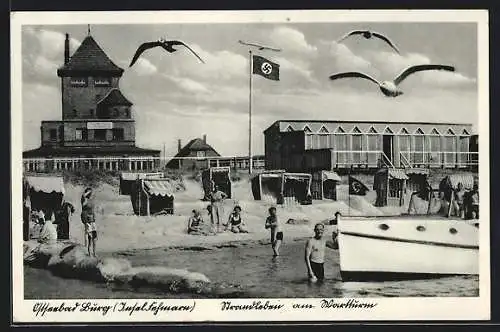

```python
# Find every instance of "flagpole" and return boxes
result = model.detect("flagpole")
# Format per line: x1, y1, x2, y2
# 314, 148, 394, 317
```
248, 49, 253, 175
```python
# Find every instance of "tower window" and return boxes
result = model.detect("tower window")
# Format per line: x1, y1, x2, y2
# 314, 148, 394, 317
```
89, 109, 94, 117
112, 128, 124, 141
95, 77, 111, 87
94, 129, 107, 141
73, 109, 77, 117
75, 128, 88, 140
75, 129, 82, 140
70, 77, 88, 87
49, 129, 57, 141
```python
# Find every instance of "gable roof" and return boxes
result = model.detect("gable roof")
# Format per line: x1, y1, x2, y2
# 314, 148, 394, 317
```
97, 88, 133, 107
57, 35, 124, 76
175, 138, 220, 157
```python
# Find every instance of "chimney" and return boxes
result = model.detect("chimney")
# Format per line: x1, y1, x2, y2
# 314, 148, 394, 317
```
64, 33, 70, 65
203, 134, 207, 144
177, 139, 182, 153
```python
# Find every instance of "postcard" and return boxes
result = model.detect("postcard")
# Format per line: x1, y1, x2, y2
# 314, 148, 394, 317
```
11, 9, 490, 323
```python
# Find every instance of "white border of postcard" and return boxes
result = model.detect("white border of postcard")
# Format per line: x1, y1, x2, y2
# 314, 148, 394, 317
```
11, 9, 490, 322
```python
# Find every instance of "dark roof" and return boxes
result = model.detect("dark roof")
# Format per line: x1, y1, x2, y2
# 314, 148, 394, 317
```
264, 119, 473, 133
175, 138, 220, 157
97, 88, 133, 107
23, 145, 160, 158
57, 35, 124, 76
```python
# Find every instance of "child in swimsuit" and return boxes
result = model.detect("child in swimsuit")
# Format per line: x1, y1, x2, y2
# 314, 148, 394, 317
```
226, 206, 248, 233
265, 207, 283, 256
188, 209, 204, 234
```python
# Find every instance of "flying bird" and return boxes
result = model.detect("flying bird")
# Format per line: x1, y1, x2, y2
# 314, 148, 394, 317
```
337, 30, 400, 54
129, 38, 205, 67
238, 40, 281, 52
328, 64, 456, 97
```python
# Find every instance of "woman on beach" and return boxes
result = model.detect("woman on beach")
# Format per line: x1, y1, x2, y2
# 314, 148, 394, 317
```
226, 205, 248, 233
81, 188, 97, 257
265, 207, 282, 256
37, 211, 58, 245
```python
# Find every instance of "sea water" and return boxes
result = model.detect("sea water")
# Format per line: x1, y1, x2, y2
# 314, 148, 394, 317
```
24, 240, 479, 299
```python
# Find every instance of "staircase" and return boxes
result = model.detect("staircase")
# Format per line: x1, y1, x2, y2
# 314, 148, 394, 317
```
399, 153, 413, 170
381, 152, 396, 169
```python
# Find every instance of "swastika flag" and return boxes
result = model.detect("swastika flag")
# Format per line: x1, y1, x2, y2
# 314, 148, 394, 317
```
348, 176, 369, 196
252, 55, 280, 81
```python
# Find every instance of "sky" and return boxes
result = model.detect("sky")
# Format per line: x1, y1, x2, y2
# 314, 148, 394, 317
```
21, 22, 478, 157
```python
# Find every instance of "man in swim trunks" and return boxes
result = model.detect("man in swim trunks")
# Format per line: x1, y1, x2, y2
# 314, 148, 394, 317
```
305, 223, 327, 282
265, 207, 283, 256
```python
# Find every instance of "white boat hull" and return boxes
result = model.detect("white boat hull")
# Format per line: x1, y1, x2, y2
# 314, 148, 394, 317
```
337, 217, 479, 281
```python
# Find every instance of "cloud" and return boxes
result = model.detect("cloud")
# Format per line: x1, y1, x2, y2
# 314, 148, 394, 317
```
171, 45, 247, 82
418, 71, 476, 88
25, 27, 81, 60
23, 27, 81, 83
274, 56, 314, 82
163, 75, 210, 93
329, 41, 373, 72
132, 58, 158, 76
368, 51, 431, 77
32, 55, 59, 77
269, 26, 317, 55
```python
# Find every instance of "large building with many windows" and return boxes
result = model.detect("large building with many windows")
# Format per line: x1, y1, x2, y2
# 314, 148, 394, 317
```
264, 120, 477, 172
23, 32, 160, 172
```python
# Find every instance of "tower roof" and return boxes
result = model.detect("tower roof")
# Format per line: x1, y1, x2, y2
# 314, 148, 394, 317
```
97, 88, 133, 107
57, 35, 124, 76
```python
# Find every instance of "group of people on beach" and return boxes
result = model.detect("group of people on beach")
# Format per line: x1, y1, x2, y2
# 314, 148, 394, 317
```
451, 182, 480, 220
25, 186, 97, 257
187, 184, 249, 235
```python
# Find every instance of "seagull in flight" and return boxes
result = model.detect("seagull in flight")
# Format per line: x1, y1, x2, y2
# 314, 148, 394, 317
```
238, 40, 281, 52
329, 64, 455, 97
129, 38, 205, 67
337, 30, 400, 54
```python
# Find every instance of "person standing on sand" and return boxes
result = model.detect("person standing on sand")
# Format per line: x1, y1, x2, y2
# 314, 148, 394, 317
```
265, 207, 283, 256
81, 188, 97, 257
55, 201, 75, 240
210, 185, 227, 232
470, 183, 479, 219
453, 182, 465, 219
